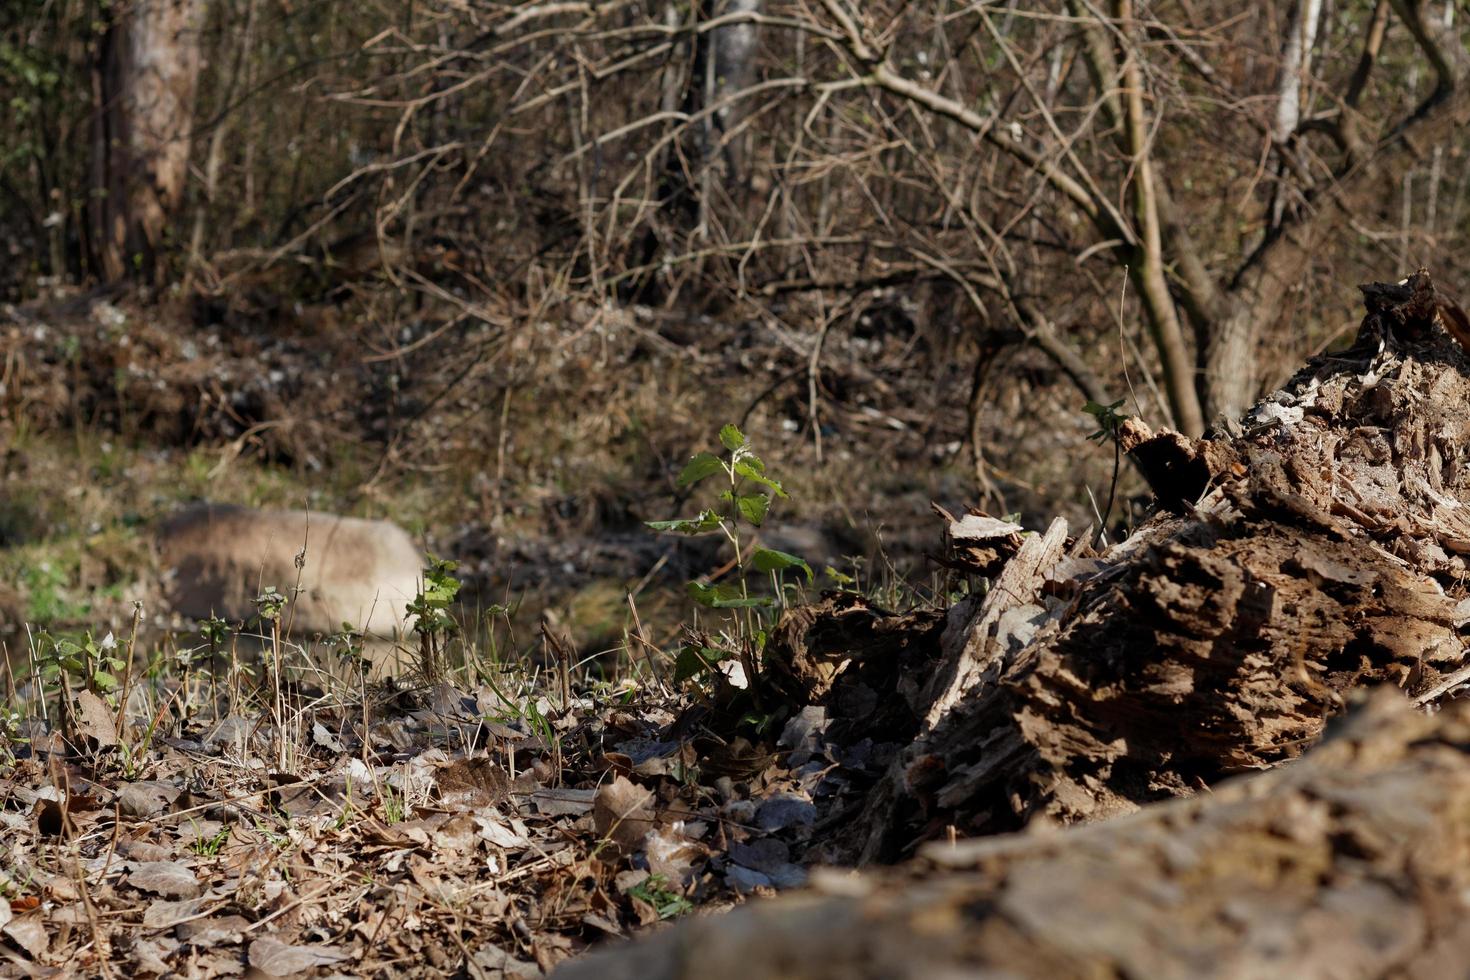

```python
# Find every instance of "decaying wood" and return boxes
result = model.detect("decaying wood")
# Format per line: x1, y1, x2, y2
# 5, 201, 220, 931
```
849, 269, 1470, 859
555, 690, 1470, 979
845, 271, 1470, 860
917, 516, 1068, 729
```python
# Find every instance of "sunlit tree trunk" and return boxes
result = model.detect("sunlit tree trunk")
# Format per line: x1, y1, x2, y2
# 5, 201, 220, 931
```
90, 0, 207, 283
712, 0, 761, 185
1269, 0, 1323, 228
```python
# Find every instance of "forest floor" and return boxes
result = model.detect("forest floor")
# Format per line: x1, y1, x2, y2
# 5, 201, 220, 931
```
0, 286, 1118, 977
13, 273, 1465, 978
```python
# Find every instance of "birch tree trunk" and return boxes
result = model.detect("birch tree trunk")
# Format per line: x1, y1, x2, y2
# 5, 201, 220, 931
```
1270, 0, 1323, 229
711, 0, 762, 186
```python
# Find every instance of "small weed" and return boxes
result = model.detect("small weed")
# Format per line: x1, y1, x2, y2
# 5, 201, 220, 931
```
1082, 399, 1132, 541
648, 424, 812, 690
627, 874, 693, 920
35, 629, 124, 699
252, 587, 286, 625
191, 823, 232, 857
406, 555, 463, 679
380, 784, 406, 824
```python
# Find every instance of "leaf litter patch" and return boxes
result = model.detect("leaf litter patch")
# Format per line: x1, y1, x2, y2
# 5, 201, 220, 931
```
0, 597, 941, 977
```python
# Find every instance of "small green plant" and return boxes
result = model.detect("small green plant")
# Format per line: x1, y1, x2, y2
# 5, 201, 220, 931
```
1082, 399, 1132, 541
406, 555, 462, 678
199, 616, 229, 654
0, 708, 26, 766
647, 425, 812, 689
648, 424, 812, 605
35, 630, 124, 698
379, 783, 406, 824
627, 874, 693, 920
191, 823, 231, 857
1082, 398, 1131, 443
252, 587, 286, 625
329, 623, 368, 675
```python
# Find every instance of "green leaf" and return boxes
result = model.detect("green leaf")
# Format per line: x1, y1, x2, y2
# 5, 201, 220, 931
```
645, 510, 724, 535
823, 565, 855, 586
686, 581, 773, 609
676, 451, 725, 487
736, 493, 771, 526
92, 670, 118, 692
752, 548, 813, 583
734, 459, 787, 498
1082, 398, 1127, 416
718, 424, 747, 451
673, 647, 715, 684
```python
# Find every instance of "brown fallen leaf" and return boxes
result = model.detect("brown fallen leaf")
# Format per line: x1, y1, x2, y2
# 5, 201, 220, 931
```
142, 897, 210, 929
247, 935, 349, 976
131, 935, 175, 974
128, 860, 202, 899
117, 780, 184, 819
593, 776, 656, 854
434, 754, 511, 808
644, 825, 707, 887
2, 913, 48, 959
531, 786, 597, 817
74, 689, 119, 748
176, 914, 251, 946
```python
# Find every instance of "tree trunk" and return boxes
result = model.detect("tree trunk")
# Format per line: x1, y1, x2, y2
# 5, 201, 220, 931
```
1269, 0, 1323, 227
710, 0, 761, 185
90, 0, 206, 284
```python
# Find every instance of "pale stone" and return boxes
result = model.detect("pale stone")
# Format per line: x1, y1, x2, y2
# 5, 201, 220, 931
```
157, 503, 422, 642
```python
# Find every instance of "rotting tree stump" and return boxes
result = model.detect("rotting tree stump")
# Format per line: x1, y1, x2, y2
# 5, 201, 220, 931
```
850, 269, 1470, 860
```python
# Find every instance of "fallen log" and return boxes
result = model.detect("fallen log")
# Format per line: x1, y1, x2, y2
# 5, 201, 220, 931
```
556, 690, 1470, 979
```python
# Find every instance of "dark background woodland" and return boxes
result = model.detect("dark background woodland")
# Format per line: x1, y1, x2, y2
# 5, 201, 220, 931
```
2, 0, 1468, 635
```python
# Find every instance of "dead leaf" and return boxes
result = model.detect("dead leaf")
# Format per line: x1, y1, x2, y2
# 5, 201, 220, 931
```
131, 935, 176, 974
471, 942, 539, 978
473, 812, 530, 849
143, 897, 209, 929
177, 914, 251, 945
74, 689, 118, 748
644, 825, 707, 886
312, 721, 345, 752
2, 914, 48, 958
118, 780, 184, 819
128, 861, 202, 899
247, 936, 349, 976
531, 787, 597, 817
434, 754, 511, 808
592, 776, 656, 853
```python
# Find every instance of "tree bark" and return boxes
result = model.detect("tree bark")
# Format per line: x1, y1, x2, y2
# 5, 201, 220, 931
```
90, 0, 207, 284
555, 270, 1470, 979
711, 0, 762, 184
